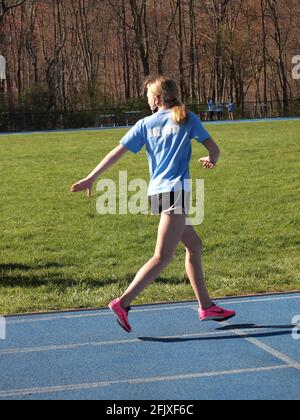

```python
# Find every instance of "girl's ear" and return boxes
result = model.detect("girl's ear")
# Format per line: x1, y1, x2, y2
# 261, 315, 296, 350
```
155, 95, 162, 106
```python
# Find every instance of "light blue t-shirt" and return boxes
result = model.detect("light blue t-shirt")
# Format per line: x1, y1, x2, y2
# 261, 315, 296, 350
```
120, 110, 210, 196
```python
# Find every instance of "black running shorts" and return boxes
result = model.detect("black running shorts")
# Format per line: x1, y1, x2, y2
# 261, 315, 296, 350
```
148, 190, 191, 215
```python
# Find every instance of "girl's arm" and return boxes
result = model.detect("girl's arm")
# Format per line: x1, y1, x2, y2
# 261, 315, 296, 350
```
199, 138, 221, 169
70, 144, 128, 197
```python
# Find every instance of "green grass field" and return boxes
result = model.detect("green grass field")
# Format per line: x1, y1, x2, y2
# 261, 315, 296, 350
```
0, 121, 299, 315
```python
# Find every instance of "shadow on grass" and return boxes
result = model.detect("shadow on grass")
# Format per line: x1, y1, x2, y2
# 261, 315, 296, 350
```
0, 263, 63, 271
0, 264, 188, 289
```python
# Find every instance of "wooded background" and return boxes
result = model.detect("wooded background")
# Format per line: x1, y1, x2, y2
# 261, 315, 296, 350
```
0, 0, 299, 116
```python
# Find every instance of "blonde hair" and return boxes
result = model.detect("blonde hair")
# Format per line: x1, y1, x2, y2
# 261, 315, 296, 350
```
142, 76, 189, 125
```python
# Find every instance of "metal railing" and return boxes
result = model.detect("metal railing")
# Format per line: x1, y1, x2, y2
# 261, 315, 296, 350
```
0, 99, 299, 132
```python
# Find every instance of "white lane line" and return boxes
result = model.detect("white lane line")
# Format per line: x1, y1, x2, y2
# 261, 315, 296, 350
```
5, 305, 193, 325
4, 294, 300, 325
221, 295, 300, 306
0, 326, 270, 356
0, 365, 289, 398
220, 321, 300, 370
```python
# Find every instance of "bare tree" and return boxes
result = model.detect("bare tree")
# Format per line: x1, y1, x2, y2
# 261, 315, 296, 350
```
172, 0, 187, 99
128, 0, 150, 76
1, 0, 300, 117
70, 0, 103, 109
150, 0, 178, 75
188, 0, 197, 100
120, 0, 131, 99
37, 0, 67, 110
0, 0, 26, 26
266, 0, 292, 114
0, 0, 27, 110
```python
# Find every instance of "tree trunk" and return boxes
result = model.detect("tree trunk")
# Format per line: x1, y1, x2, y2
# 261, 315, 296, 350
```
128, 0, 150, 76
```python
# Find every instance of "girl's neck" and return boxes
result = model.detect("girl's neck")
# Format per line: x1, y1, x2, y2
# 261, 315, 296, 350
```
158, 105, 171, 111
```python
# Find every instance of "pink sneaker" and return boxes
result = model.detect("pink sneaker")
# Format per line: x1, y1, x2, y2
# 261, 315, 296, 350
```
109, 298, 132, 333
199, 303, 236, 322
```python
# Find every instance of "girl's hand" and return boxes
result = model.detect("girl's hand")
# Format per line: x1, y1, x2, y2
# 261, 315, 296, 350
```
70, 177, 93, 198
199, 157, 217, 170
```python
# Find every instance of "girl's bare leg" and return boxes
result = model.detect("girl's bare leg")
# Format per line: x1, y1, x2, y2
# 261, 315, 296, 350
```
120, 212, 186, 308
181, 225, 212, 310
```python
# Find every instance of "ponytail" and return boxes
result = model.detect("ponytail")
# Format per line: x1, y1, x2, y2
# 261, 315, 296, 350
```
171, 100, 189, 125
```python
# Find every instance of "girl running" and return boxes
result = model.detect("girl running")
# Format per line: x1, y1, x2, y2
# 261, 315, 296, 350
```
70, 76, 236, 333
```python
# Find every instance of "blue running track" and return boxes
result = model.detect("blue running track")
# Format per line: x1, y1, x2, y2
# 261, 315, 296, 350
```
0, 292, 300, 400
